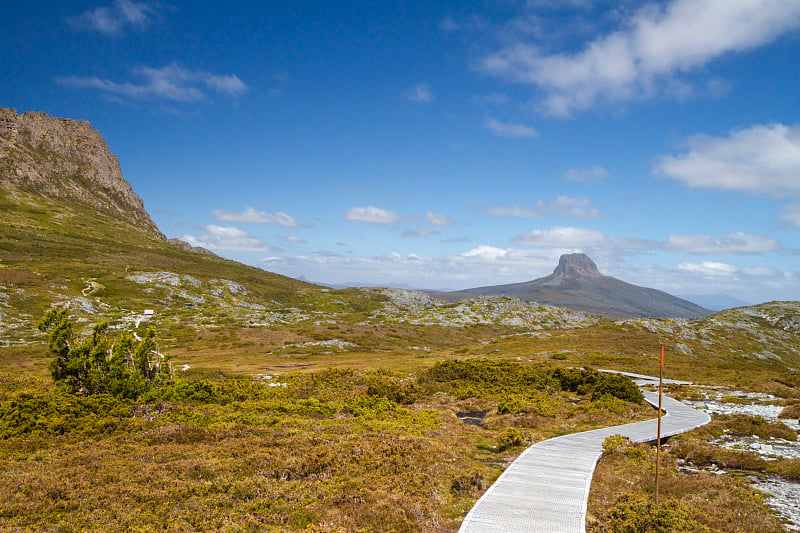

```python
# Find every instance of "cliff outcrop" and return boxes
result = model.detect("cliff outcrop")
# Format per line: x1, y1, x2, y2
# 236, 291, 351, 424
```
0, 106, 163, 238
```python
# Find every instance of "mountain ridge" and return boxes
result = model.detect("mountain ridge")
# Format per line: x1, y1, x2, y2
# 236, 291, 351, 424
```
439, 253, 710, 319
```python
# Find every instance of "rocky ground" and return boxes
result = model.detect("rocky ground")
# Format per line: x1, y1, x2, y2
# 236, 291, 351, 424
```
683, 388, 800, 531
374, 287, 598, 329
0, 275, 600, 346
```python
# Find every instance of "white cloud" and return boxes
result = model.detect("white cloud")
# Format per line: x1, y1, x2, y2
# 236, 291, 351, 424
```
485, 117, 537, 138
405, 83, 435, 103
286, 236, 307, 244
345, 206, 406, 225
426, 211, 455, 226
58, 64, 248, 103
486, 196, 599, 219
564, 165, 608, 182
211, 207, 299, 227
68, 0, 161, 35
513, 226, 610, 247
181, 225, 276, 252
781, 203, 800, 227
677, 261, 738, 275
478, 0, 800, 115
460, 245, 512, 261
656, 124, 800, 196
664, 232, 781, 254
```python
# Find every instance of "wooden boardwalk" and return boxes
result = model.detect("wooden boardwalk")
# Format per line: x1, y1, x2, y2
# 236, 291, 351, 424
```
458, 377, 710, 532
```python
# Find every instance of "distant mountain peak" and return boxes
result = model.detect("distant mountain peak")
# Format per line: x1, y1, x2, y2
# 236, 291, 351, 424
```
448, 252, 710, 319
552, 253, 601, 278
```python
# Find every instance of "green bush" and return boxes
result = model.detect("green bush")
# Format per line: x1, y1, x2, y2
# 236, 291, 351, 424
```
0, 391, 131, 438
555, 368, 643, 403
38, 309, 172, 399
624, 445, 649, 462
160, 379, 217, 403
495, 428, 524, 452
497, 395, 523, 414
419, 359, 554, 396
593, 374, 644, 403
366, 374, 422, 405
602, 434, 631, 454
608, 496, 713, 532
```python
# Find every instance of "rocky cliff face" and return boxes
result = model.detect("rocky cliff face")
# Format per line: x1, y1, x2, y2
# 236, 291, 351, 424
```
0, 106, 163, 238
541, 253, 603, 288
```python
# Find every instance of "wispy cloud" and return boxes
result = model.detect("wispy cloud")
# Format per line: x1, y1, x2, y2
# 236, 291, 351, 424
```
57, 64, 248, 103
677, 261, 738, 276
781, 203, 800, 228
548, 196, 600, 219
286, 235, 307, 245
665, 232, 781, 254
476, 93, 511, 106
478, 0, 800, 116
405, 83, 435, 103
486, 196, 600, 219
345, 206, 407, 225
655, 123, 800, 196
564, 165, 608, 182
439, 16, 460, 33
181, 225, 277, 252
268, 71, 290, 97
486, 204, 542, 218
426, 211, 454, 226
513, 226, 611, 247
402, 228, 437, 238
485, 117, 537, 138
211, 207, 299, 227
67, 0, 163, 35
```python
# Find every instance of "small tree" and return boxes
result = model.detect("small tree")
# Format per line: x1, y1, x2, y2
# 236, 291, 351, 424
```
38, 309, 172, 398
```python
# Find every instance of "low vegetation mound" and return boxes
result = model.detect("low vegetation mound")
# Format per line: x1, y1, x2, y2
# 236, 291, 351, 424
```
420, 359, 644, 404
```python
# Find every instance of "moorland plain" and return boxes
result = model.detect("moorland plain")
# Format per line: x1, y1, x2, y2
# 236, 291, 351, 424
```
2, 109, 800, 531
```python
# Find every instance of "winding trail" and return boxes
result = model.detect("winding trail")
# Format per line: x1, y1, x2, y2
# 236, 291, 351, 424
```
458, 373, 710, 533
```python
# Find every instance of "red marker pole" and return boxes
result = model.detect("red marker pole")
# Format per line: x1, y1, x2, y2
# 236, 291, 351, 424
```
655, 344, 664, 506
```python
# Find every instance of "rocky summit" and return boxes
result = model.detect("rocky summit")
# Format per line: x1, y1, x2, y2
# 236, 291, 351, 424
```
537, 253, 603, 288
444, 253, 711, 319
0, 106, 162, 238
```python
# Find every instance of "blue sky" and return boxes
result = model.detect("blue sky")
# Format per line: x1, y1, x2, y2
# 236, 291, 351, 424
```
3, 0, 800, 304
